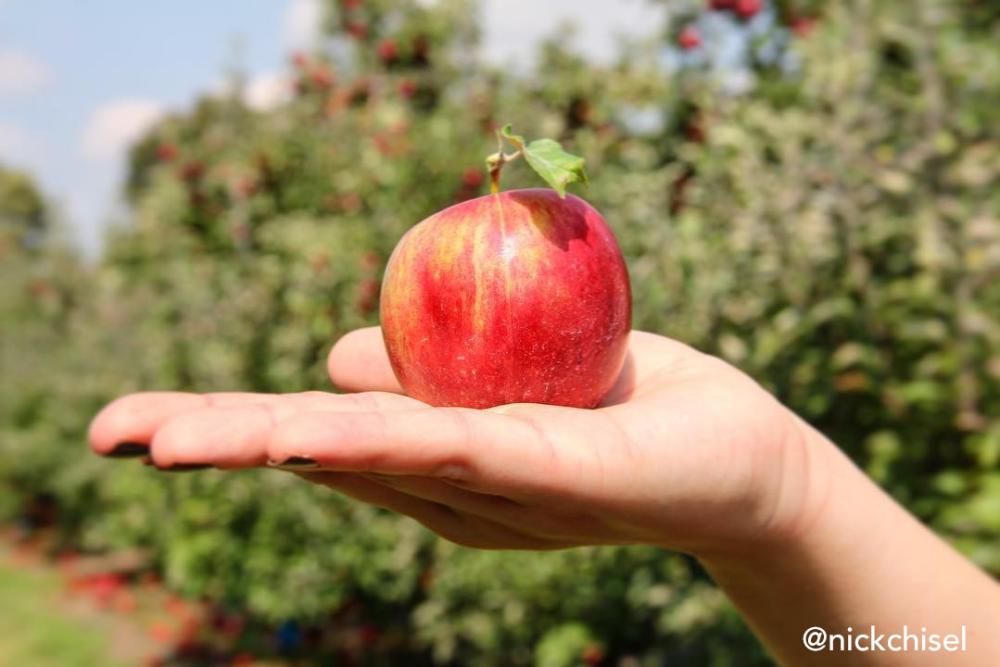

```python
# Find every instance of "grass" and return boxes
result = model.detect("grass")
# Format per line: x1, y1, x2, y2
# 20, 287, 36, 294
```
0, 550, 126, 667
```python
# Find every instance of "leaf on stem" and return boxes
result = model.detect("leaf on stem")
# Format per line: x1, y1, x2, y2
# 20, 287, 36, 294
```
500, 125, 588, 198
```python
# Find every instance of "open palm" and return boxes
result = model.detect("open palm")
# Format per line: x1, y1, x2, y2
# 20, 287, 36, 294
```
90, 327, 814, 555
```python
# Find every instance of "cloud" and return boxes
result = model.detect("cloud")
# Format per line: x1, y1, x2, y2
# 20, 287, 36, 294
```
0, 48, 51, 95
0, 122, 46, 173
244, 71, 292, 111
81, 99, 165, 161
0, 122, 32, 156
283, 0, 322, 50
480, 0, 662, 66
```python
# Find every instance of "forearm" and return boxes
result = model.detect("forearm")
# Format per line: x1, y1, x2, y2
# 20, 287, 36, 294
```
699, 427, 1000, 666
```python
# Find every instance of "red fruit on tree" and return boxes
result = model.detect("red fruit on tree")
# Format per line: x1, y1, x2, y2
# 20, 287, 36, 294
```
178, 161, 204, 183
309, 65, 334, 90
377, 38, 398, 63
461, 167, 484, 189
356, 278, 380, 316
221, 614, 246, 638
789, 15, 817, 37
397, 78, 417, 99
677, 26, 701, 50
734, 0, 762, 20
346, 21, 368, 39
708, 0, 734, 9
156, 142, 179, 162
359, 251, 381, 270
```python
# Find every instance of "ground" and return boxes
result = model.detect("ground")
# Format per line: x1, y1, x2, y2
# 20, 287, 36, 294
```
0, 532, 164, 666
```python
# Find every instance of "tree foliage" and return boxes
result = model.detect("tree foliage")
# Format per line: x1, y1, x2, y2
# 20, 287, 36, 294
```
1, 0, 997, 664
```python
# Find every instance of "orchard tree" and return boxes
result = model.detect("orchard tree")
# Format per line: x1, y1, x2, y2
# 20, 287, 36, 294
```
1, 0, 997, 665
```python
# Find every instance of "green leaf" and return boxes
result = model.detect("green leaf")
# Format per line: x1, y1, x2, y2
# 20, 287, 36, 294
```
500, 125, 588, 197
499, 124, 525, 151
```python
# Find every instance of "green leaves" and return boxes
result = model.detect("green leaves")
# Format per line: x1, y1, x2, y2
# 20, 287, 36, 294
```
499, 125, 588, 198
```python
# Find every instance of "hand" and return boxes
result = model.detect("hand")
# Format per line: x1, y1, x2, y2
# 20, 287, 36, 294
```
89, 327, 826, 556
89, 329, 1000, 666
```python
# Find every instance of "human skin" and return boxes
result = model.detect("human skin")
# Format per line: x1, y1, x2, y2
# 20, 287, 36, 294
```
89, 327, 1000, 665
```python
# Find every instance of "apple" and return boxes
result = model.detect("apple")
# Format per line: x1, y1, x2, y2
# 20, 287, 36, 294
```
380, 186, 631, 409
789, 15, 817, 37
156, 142, 179, 162
734, 0, 762, 20
398, 78, 417, 99
377, 38, 399, 64
461, 166, 484, 189
677, 26, 702, 51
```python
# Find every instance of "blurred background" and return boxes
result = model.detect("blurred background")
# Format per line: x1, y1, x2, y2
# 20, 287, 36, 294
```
1, 0, 997, 665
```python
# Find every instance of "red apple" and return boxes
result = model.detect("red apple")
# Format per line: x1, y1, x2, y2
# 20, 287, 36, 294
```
156, 142, 179, 162
380, 188, 631, 409
398, 78, 417, 99
789, 15, 817, 37
377, 38, 398, 63
677, 26, 701, 51
734, 0, 762, 20
346, 21, 368, 39
461, 166, 484, 189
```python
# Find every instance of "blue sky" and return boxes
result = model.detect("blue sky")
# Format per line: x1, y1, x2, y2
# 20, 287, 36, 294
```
0, 0, 665, 256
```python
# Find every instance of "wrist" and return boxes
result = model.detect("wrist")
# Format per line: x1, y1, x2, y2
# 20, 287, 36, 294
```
690, 419, 1000, 666
694, 413, 861, 569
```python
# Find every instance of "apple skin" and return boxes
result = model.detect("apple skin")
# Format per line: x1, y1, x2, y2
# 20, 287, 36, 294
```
380, 188, 631, 409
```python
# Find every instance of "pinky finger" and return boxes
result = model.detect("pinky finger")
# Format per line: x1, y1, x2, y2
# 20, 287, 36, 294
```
298, 471, 561, 550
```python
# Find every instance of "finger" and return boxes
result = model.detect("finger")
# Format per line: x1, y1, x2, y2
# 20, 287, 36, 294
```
364, 473, 524, 518
301, 471, 561, 550
266, 406, 614, 499
89, 391, 272, 456
90, 389, 420, 457
327, 327, 404, 394
145, 392, 422, 469
366, 474, 610, 546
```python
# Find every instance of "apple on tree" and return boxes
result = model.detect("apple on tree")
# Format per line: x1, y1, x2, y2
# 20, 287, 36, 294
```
379, 125, 632, 409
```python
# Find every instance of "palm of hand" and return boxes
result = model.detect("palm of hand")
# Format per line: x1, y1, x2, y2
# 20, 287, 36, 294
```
90, 328, 808, 554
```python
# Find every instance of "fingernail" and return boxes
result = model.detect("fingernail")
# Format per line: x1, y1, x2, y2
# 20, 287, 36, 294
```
156, 463, 213, 472
268, 456, 320, 469
106, 441, 148, 458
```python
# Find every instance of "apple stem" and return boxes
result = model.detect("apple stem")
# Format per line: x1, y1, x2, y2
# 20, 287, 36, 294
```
486, 128, 522, 194
486, 151, 521, 194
